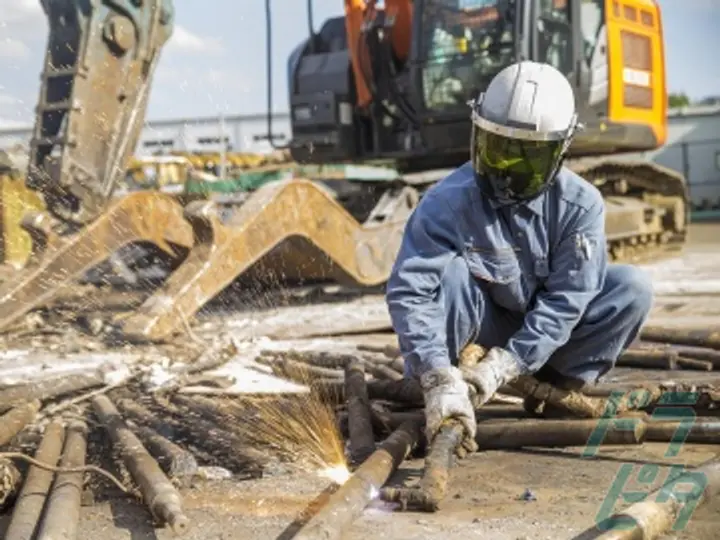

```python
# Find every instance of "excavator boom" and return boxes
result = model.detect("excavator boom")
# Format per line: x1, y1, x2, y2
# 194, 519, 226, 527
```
27, 0, 174, 226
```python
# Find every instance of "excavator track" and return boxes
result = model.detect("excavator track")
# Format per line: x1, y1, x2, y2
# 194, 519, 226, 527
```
569, 157, 689, 266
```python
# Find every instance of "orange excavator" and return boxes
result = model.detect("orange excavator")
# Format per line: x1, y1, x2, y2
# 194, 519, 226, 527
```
286, 0, 687, 260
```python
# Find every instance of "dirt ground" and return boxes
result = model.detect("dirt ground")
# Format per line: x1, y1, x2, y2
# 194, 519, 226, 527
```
2, 223, 720, 539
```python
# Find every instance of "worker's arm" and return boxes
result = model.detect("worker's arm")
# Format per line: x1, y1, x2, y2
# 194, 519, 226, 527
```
505, 200, 608, 371
385, 192, 462, 378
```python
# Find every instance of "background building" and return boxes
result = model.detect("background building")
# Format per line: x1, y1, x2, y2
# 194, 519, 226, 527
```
630, 104, 720, 211
0, 112, 292, 156
1, 106, 719, 211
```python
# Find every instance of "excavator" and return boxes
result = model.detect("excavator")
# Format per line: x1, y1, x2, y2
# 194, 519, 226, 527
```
0, 0, 688, 343
285, 0, 687, 256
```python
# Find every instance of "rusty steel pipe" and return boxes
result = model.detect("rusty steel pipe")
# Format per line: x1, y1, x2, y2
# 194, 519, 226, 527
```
474, 418, 646, 449
345, 360, 375, 465
577, 457, 720, 540
35, 420, 87, 540
5, 421, 66, 540
312, 378, 423, 405
0, 375, 102, 413
617, 349, 713, 371
129, 422, 198, 479
0, 400, 41, 446
380, 421, 464, 512
293, 419, 423, 540
92, 395, 190, 535
640, 326, 720, 350
645, 419, 720, 444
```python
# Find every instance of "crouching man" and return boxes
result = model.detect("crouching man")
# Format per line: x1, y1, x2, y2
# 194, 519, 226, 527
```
385, 60, 653, 452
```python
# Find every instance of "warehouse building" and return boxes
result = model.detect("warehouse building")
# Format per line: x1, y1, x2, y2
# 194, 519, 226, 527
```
0, 112, 292, 156
1, 107, 718, 211
624, 104, 720, 211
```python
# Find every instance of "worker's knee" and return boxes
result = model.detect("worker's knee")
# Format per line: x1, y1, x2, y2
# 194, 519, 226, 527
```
605, 264, 654, 319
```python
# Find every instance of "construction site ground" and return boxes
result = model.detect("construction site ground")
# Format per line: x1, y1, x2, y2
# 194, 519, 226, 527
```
2, 223, 720, 540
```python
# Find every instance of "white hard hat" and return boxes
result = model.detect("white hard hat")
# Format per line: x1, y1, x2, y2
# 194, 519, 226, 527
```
468, 60, 580, 201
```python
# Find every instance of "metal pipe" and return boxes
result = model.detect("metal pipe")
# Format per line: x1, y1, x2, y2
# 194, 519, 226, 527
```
380, 421, 464, 512
92, 395, 190, 535
617, 349, 678, 369
312, 378, 423, 405
0, 375, 101, 413
474, 418, 646, 449
645, 419, 720, 444
617, 349, 713, 371
0, 400, 41, 446
5, 421, 66, 540
292, 419, 423, 540
511, 376, 609, 418
35, 420, 87, 540
345, 359, 375, 465
128, 422, 198, 479
576, 457, 720, 539
640, 326, 720, 350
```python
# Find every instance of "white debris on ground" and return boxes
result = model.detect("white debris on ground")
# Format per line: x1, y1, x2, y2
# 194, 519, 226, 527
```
0, 350, 146, 386
640, 252, 720, 295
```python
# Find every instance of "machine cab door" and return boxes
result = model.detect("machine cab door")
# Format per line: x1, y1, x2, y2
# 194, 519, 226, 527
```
529, 0, 588, 108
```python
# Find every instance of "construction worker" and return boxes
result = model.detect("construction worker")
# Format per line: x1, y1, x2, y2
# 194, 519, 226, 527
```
385, 60, 653, 452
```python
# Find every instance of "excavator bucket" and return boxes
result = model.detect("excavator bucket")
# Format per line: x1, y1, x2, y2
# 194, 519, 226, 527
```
120, 178, 418, 341
0, 192, 193, 333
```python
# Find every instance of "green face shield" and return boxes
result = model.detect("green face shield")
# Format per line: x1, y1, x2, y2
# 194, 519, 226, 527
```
472, 128, 563, 200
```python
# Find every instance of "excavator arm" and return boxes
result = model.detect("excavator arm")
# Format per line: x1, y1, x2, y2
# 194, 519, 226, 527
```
27, 0, 174, 226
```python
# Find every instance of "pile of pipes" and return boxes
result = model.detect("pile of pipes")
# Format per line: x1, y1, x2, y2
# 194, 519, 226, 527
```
259, 342, 720, 540
0, 324, 719, 539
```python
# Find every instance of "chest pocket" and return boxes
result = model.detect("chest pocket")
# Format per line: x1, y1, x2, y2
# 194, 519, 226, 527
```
463, 247, 527, 313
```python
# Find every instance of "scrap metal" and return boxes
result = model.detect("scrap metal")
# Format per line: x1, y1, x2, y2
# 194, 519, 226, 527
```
5, 421, 66, 540
91, 395, 190, 535
126, 422, 199, 480
617, 349, 713, 371
34, 420, 87, 540
292, 419, 423, 540
0, 374, 103, 413
345, 359, 375, 466
380, 421, 464, 512
0, 400, 42, 446
641, 326, 720, 350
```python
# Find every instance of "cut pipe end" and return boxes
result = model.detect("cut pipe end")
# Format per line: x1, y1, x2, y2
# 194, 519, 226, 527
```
169, 512, 190, 536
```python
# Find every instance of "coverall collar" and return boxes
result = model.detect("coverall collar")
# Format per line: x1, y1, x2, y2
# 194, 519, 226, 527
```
486, 190, 545, 216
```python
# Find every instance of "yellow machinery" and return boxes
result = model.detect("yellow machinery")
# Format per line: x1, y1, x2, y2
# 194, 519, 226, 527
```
0, 0, 689, 342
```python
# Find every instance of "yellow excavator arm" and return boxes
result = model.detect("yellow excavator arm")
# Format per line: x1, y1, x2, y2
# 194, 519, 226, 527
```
27, 0, 174, 226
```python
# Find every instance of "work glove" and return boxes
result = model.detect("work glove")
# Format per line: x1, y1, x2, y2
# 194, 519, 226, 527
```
420, 366, 478, 457
461, 346, 523, 408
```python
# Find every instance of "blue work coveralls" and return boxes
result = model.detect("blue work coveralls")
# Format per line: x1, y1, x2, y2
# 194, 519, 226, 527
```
386, 162, 653, 384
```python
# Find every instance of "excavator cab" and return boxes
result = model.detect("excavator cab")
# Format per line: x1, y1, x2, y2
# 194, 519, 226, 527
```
286, 0, 666, 171
286, 0, 529, 169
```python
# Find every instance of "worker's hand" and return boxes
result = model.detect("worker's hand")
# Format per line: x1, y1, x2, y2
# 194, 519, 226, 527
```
461, 346, 523, 408
420, 366, 478, 457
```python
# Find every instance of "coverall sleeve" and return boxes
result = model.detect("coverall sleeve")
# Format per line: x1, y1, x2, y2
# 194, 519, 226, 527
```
385, 193, 462, 377
505, 200, 607, 372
